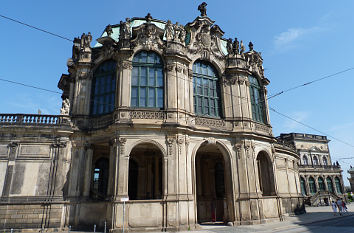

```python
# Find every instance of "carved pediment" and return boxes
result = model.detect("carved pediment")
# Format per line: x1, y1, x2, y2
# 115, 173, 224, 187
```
186, 17, 225, 60
131, 22, 165, 49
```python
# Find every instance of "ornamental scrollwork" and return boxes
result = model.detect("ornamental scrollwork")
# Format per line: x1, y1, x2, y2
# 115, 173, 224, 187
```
195, 117, 226, 128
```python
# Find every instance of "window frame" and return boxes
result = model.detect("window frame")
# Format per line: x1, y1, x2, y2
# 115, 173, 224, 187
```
193, 60, 222, 118
248, 75, 266, 123
90, 60, 117, 116
131, 51, 164, 109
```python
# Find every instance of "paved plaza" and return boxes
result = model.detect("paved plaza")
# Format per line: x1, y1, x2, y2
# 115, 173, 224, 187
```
145, 203, 354, 233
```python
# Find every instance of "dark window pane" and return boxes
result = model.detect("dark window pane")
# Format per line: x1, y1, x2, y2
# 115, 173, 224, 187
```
148, 88, 155, 107
140, 67, 147, 86
157, 71, 163, 87
149, 68, 155, 86
132, 67, 139, 85
157, 88, 163, 108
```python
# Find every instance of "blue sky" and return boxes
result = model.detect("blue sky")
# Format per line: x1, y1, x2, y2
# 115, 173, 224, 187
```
1, 0, 354, 185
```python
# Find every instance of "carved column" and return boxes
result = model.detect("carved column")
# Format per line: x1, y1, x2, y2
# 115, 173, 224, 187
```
234, 141, 249, 197
305, 176, 310, 196
82, 143, 94, 197
314, 175, 319, 193
111, 137, 128, 198
107, 140, 115, 197
68, 142, 85, 197
118, 60, 133, 107
238, 77, 251, 120
165, 61, 178, 112
166, 135, 176, 196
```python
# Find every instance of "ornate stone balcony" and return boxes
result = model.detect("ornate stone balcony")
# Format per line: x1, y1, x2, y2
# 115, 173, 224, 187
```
0, 114, 71, 127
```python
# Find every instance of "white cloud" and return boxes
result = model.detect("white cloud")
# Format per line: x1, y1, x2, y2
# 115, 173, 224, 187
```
273, 26, 322, 50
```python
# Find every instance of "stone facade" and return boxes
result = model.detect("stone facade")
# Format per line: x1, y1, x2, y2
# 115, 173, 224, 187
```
277, 133, 345, 206
348, 166, 354, 192
0, 7, 303, 232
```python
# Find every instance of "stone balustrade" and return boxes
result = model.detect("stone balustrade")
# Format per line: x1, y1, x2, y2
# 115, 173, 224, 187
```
0, 114, 70, 126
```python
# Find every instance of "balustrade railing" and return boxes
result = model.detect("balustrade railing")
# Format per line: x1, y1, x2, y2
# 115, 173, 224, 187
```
299, 164, 341, 169
0, 114, 70, 126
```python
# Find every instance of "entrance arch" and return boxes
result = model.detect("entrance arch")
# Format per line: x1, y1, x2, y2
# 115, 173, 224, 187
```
128, 143, 163, 200
194, 142, 233, 224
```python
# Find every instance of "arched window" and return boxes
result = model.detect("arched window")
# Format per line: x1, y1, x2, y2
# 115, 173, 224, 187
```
92, 158, 109, 198
308, 177, 317, 194
303, 155, 308, 165
91, 60, 116, 115
323, 156, 328, 166
326, 177, 334, 193
313, 156, 319, 165
248, 76, 266, 123
256, 152, 275, 196
335, 177, 342, 194
300, 177, 307, 195
131, 51, 164, 108
318, 177, 325, 191
193, 60, 221, 117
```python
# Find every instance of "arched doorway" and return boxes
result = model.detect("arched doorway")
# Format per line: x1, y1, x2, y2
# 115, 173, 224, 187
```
128, 143, 163, 200
256, 151, 275, 196
195, 142, 233, 224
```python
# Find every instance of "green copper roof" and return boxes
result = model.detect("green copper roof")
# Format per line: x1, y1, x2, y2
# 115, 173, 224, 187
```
94, 19, 166, 48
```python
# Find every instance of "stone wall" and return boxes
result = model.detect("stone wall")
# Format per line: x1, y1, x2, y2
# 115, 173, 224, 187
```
0, 204, 64, 229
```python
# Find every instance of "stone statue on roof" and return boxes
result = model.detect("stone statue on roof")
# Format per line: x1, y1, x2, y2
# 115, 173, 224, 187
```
165, 20, 174, 41
105, 24, 113, 37
119, 19, 131, 40
232, 38, 239, 55
226, 38, 233, 55
249, 41, 254, 51
240, 40, 245, 54
60, 98, 70, 115
198, 2, 207, 17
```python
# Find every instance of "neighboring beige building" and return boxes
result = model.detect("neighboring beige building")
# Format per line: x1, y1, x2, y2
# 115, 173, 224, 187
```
277, 133, 344, 206
0, 5, 303, 232
348, 166, 354, 192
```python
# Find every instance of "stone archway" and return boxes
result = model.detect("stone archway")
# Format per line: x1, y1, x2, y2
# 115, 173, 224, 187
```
128, 143, 163, 200
195, 142, 233, 224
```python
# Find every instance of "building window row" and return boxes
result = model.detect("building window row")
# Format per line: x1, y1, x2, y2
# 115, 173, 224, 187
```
302, 155, 329, 166
90, 51, 266, 122
299, 176, 342, 196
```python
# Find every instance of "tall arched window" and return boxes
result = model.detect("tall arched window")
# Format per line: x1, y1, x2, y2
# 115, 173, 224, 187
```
323, 156, 328, 166
313, 156, 319, 165
318, 177, 325, 191
308, 177, 317, 194
91, 60, 116, 115
193, 60, 221, 117
131, 51, 164, 108
335, 177, 342, 194
248, 76, 266, 123
300, 177, 307, 195
303, 155, 308, 165
326, 177, 334, 193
